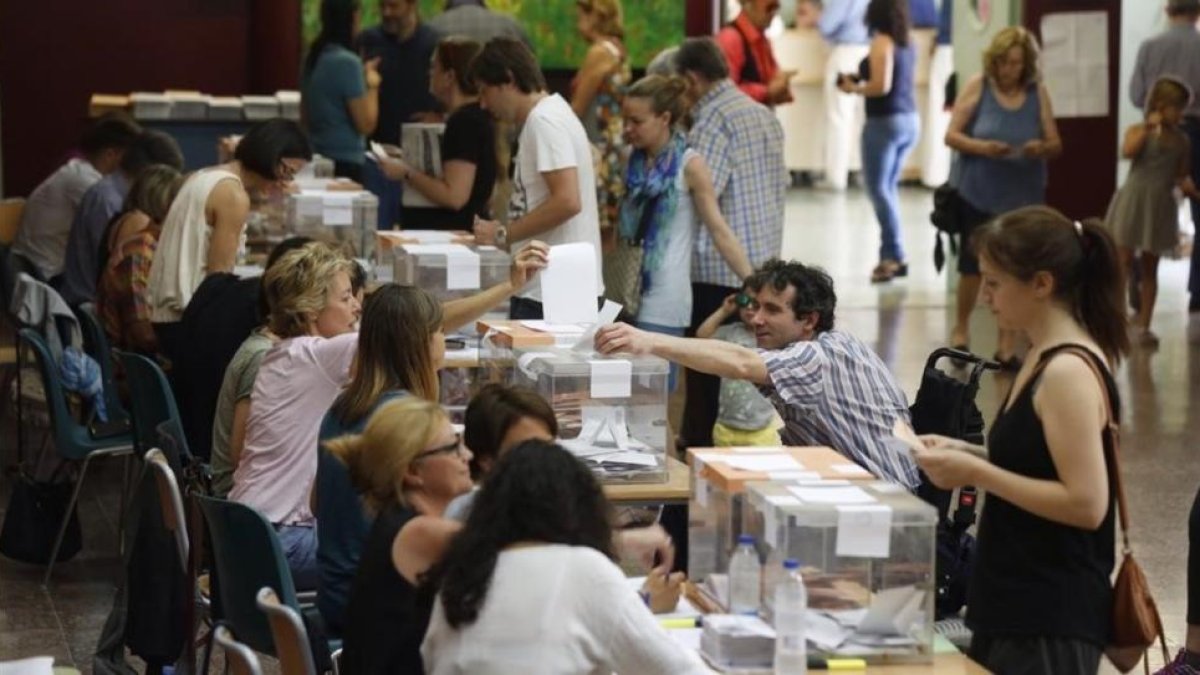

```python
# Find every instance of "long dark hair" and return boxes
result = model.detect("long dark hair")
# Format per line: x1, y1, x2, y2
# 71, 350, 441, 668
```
330, 284, 443, 424
973, 206, 1130, 364
463, 384, 557, 480
422, 441, 615, 628
865, 0, 910, 47
305, 0, 361, 76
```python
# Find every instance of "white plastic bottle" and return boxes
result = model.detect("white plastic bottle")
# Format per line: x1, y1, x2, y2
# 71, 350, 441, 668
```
774, 558, 808, 674
728, 534, 762, 615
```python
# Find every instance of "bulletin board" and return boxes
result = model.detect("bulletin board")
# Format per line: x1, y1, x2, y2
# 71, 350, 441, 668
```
301, 0, 686, 69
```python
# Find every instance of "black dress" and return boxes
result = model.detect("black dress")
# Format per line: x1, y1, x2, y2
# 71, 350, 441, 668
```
967, 344, 1117, 674
340, 504, 433, 675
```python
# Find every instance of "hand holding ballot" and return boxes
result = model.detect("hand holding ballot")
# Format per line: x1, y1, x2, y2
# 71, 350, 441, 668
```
895, 419, 988, 490
594, 322, 656, 356
508, 241, 550, 289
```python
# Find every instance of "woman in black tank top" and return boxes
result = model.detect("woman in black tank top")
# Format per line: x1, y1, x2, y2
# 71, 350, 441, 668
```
909, 206, 1131, 675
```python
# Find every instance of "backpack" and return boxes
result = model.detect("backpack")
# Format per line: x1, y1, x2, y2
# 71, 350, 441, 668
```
908, 347, 998, 619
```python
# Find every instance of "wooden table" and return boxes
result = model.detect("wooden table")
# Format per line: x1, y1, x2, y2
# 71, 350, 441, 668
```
604, 455, 690, 506
695, 651, 988, 674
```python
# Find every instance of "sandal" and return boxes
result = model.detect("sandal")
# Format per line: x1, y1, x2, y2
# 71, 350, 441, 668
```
870, 260, 908, 283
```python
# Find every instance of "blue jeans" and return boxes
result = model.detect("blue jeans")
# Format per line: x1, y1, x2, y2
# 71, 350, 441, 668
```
862, 112, 919, 263
276, 523, 318, 591
637, 321, 685, 391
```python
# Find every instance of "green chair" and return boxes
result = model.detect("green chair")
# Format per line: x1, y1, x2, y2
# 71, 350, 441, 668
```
113, 351, 191, 467
196, 496, 335, 662
16, 328, 135, 585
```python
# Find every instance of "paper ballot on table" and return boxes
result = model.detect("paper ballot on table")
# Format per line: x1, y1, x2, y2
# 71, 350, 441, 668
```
858, 586, 926, 636
789, 485, 876, 504
721, 454, 804, 473
541, 243, 599, 324
835, 504, 893, 558
322, 192, 356, 226
0, 657, 54, 675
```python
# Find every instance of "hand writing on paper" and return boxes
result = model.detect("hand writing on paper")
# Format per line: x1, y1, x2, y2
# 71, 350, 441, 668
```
617, 524, 675, 571
473, 216, 501, 245
911, 434, 987, 489
509, 240, 549, 289
594, 322, 655, 356
643, 564, 686, 614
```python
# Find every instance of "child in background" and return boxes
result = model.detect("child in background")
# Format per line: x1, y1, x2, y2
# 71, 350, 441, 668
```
696, 280, 780, 447
1105, 76, 1200, 346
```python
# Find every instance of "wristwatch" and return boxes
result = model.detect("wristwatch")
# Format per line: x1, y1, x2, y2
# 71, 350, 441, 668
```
495, 224, 508, 247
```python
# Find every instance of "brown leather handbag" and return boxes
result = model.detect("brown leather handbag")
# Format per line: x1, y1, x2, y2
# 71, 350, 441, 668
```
1067, 348, 1170, 673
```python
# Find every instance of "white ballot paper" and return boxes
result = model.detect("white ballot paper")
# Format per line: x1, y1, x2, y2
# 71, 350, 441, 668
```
541, 243, 599, 324
573, 299, 623, 351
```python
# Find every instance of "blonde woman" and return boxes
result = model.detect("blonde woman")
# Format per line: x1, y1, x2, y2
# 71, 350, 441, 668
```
944, 26, 1062, 367
330, 398, 473, 675
572, 0, 630, 237
229, 242, 362, 588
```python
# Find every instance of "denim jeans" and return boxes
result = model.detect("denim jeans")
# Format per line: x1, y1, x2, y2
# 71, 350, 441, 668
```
862, 112, 920, 263
276, 523, 318, 591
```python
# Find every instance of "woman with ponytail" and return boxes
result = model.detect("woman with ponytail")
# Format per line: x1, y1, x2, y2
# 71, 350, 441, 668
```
329, 397, 473, 675
421, 440, 708, 674
617, 74, 753, 388
913, 205, 1128, 674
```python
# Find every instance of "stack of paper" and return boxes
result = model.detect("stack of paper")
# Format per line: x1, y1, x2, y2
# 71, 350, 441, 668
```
700, 614, 776, 669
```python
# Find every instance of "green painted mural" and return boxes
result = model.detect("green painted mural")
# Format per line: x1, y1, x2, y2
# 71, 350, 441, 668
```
301, 0, 684, 69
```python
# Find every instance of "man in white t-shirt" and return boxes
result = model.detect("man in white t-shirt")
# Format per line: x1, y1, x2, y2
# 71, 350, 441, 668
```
470, 37, 603, 319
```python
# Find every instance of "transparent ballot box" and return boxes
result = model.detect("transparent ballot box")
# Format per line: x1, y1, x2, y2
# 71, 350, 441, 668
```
388, 244, 509, 301
284, 190, 379, 260
745, 481, 938, 663
515, 349, 669, 483
687, 446, 875, 587
438, 333, 516, 425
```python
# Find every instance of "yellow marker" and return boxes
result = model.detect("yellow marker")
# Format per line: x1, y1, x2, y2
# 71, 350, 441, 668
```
658, 618, 698, 629
826, 658, 868, 670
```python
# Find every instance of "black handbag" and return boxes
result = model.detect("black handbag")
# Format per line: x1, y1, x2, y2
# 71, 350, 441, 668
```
0, 470, 82, 564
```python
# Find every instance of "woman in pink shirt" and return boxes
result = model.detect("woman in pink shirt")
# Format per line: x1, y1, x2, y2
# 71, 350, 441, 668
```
229, 240, 549, 587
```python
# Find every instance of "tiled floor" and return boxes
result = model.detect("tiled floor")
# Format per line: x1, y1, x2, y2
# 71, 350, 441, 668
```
1, 185, 1196, 673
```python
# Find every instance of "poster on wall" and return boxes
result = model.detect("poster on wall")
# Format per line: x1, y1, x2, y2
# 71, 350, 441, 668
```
302, 0, 685, 69
1040, 11, 1109, 118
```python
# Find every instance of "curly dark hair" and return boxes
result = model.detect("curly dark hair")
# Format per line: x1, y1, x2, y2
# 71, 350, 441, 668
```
865, 0, 911, 47
746, 259, 837, 333
421, 440, 614, 628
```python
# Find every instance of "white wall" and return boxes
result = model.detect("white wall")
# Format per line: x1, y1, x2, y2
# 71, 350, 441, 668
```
1118, 1, 1171, 183
952, 0, 1022, 81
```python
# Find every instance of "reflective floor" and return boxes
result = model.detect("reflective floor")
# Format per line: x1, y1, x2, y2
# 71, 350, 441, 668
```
0, 185, 1195, 672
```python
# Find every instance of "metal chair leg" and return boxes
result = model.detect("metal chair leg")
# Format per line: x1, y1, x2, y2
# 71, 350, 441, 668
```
117, 453, 133, 556
42, 453, 92, 587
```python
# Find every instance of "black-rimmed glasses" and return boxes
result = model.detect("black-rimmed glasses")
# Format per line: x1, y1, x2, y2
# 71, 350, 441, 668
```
414, 434, 464, 461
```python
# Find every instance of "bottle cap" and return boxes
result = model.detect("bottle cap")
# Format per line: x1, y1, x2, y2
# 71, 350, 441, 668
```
783, 558, 800, 570
737, 534, 755, 545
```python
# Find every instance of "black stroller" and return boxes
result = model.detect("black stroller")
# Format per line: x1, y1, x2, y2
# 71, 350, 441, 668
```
908, 347, 999, 622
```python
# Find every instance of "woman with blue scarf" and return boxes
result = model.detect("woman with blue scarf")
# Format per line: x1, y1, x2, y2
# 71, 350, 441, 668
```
618, 75, 754, 389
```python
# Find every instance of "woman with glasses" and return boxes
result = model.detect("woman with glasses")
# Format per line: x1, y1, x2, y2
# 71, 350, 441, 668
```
617, 75, 753, 390
147, 119, 313, 362
314, 284, 445, 636
695, 274, 780, 447
329, 397, 473, 675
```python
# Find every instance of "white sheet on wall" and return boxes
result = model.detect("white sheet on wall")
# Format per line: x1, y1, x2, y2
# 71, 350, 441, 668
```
1041, 11, 1109, 118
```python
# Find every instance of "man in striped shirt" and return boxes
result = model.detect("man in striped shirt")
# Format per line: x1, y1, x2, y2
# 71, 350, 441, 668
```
595, 259, 920, 489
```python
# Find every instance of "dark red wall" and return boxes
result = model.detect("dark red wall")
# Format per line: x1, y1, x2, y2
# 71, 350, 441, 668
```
1023, 0, 1121, 219
0, 0, 707, 198
0, 0, 301, 198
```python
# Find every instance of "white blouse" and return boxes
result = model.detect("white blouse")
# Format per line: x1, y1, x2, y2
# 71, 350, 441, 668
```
421, 544, 710, 675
